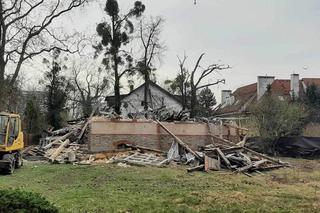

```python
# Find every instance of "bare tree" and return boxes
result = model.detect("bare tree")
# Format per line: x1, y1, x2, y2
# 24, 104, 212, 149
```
176, 53, 190, 109
137, 16, 165, 110
164, 53, 190, 110
190, 53, 230, 117
71, 59, 109, 117
0, 0, 87, 109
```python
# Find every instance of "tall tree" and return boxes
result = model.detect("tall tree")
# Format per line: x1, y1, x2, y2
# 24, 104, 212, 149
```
43, 49, 70, 129
0, 0, 87, 109
95, 0, 145, 114
71, 59, 109, 117
137, 16, 164, 110
24, 97, 44, 135
197, 87, 216, 117
189, 53, 229, 117
165, 53, 190, 109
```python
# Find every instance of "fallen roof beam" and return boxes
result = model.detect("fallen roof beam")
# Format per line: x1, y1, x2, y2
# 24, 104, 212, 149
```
155, 120, 203, 161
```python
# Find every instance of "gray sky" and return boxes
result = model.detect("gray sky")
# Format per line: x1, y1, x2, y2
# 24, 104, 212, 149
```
24, 0, 320, 102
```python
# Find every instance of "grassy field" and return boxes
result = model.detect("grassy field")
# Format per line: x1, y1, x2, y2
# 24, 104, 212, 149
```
1, 159, 320, 213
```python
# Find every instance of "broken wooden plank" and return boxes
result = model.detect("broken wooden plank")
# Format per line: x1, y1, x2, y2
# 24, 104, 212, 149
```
155, 120, 203, 161
187, 165, 204, 173
242, 147, 288, 166
43, 131, 74, 150
209, 134, 288, 166
49, 139, 70, 162
236, 163, 253, 173
204, 155, 220, 171
77, 106, 98, 141
252, 159, 269, 168
215, 148, 232, 169
125, 144, 165, 154
21, 145, 35, 155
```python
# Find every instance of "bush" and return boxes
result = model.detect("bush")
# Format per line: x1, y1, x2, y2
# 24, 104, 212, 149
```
251, 94, 307, 153
0, 189, 58, 213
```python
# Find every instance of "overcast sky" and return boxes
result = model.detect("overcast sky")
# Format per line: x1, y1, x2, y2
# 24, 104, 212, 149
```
24, 0, 320, 102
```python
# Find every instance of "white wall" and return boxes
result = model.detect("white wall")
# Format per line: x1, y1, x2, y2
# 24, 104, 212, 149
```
120, 84, 183, 115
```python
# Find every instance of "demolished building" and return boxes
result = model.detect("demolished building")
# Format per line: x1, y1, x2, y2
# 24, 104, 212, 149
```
88, 117, 245, 153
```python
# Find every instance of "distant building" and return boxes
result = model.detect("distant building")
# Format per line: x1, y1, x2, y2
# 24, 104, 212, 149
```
216, 74, 320, 116
105, 81, 184, 115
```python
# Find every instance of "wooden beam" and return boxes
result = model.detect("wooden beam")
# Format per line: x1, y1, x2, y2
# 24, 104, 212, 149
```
187, 165, 204, 173
43, 131, 74, 150
125, 144, 165, 154
155, 120, 203, 161
49, 139, 70, 162
209, 134, 288, 166
77, 105, 99, 141
214, 148, 232, 169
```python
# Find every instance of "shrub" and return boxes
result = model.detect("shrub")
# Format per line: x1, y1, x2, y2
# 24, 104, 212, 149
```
0, 189, 58, 213
251, 94, 307, 153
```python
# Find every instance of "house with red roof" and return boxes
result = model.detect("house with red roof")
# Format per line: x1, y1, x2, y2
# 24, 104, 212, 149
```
216, 74, 320, 116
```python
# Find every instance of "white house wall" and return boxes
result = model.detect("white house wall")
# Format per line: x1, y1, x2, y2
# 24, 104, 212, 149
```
120, 84, 183, 115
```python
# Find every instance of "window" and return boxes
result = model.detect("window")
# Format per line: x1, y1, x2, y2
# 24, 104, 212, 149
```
7, 118, 19, 146
0, 115, 9, 145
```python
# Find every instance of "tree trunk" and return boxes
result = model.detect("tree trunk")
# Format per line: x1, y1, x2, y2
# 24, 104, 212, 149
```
190, 86, 197, 118
113, 48, 121, 115
0, 60, 5, 83
182, 85, 187, 110
114, 76, 121, 115
144, 73, 150, 110
0, 61, 7, 111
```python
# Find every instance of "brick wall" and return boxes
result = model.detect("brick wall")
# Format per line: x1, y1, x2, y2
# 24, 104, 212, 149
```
88, 118, 240, 153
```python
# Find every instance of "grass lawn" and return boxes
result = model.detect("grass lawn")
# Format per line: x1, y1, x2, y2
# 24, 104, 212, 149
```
1, 159, 320, 213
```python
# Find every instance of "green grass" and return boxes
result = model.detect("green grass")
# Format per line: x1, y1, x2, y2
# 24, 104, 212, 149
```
1, 159, 320, 213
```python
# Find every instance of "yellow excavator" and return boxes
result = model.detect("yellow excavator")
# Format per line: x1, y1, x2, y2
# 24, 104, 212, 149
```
0, 112, 24, 174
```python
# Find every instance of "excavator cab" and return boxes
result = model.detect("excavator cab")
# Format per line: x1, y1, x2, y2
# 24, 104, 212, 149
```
0, 112, 24, 174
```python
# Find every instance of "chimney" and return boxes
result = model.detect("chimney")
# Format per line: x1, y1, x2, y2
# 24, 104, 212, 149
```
290, 73, 299, 99
257, 76, 275, 100
221, 90, 232, 105
129, 85, 134, 92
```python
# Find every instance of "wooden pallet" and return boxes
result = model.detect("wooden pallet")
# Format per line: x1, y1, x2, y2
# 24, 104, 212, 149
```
117, 153, 166, 166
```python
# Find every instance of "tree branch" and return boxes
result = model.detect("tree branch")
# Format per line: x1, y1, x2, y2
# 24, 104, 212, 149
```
196, 79, 225, 90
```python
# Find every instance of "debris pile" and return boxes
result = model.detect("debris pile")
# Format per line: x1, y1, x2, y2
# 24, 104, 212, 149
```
22, 115, 288, 176
23, 112, 92, 163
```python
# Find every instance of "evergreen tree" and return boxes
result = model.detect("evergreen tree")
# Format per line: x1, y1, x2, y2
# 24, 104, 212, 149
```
197, 87, 216, 117
24, 97, 43, 135
43, 49, 70, 129
95, 0, 145, 114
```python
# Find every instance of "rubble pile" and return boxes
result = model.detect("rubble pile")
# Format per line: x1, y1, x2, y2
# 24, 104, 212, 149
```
23, 114, 91, 164
22, 114, 289, 176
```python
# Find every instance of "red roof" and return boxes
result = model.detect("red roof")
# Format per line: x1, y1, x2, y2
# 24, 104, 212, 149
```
216, 77, 320, 115
302, 78, 320, 87
270, 80, 291, 96
233, 83, 257, 97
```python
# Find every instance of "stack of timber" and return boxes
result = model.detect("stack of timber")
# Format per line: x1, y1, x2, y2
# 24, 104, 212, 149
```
23, 111, 95, 163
